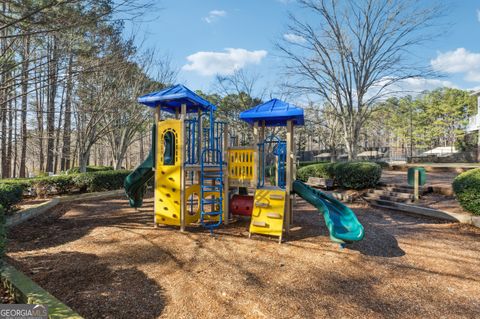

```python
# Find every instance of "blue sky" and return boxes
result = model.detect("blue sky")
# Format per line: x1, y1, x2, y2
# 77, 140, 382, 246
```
123, 0, 480, 97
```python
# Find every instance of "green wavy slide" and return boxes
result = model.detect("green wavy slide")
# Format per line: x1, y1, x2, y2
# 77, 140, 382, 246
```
124, 125, 156, 208
293, 180, 365, 244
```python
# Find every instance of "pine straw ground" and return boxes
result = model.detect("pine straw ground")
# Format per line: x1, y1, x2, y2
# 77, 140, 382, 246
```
5, 195, 480, 319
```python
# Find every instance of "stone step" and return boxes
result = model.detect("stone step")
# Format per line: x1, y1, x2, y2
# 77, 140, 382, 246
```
369, 189, 413, 199
378, 185, 430, 195
363, 193, 412, 203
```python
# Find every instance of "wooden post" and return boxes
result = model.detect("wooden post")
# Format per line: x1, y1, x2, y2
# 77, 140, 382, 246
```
285, 120, 294, 234
260, 121, 266, 186
180, 104, 187, 231
154, 106, 161, 227
223, 123, 229, 224
252, 121, 259, 188
414, 169, 419, 201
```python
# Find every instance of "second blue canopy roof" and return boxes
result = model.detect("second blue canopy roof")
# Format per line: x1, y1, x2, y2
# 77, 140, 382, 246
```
137, 84, 216, 114
239, 98, 304, 126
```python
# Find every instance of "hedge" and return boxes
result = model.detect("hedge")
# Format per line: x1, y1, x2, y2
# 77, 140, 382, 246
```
73, 170, 131, 193
297, 161, 382, 190
0, 205, 4, 259
332, 162, 382, 189
452, 168, 480, 216
66, 165, 113, 174
0, 169, 131, 208
0, 183, 24, 212
297, 163, 335, 182
32, 175, 77, 197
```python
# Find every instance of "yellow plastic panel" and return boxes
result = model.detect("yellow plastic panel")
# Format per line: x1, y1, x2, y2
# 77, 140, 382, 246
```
249, 189, 285, 239
185, 184, 200, 224
228, 148, 254, 185
155, 119, 182, 226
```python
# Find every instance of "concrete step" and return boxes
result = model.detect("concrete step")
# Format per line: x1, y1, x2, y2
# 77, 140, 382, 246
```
369, 189, 413, 199
363, 193, 412, 203
378, 184, 431, 195
366, 198, 473, 224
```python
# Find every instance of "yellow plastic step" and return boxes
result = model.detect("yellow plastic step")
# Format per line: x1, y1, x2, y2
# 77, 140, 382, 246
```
266, 212, 282, 219
252, 221, 267, 227
269, 194, 284, 200
255, 201, 269, 208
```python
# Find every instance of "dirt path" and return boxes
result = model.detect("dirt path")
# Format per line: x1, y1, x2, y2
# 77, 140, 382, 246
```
6, 196, 480, 319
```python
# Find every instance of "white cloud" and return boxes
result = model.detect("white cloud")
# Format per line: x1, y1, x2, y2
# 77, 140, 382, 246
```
203, 10, 226, 24
367, 77, 455, 99
182, 48, 268, 76
283, 33, 306, 44
431, 48, 480, 83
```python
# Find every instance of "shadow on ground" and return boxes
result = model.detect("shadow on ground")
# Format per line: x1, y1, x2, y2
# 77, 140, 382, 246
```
8, 251, 165, 319
7, 197, 153, 253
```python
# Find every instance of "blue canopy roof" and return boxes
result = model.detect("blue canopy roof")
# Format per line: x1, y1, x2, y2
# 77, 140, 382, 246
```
239, 98, 304, 126
137, 84, 216, 114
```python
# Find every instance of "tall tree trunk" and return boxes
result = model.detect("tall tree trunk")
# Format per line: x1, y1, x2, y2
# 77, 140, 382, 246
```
46, 35, 58, 173
13, 96, 18, 178
19, 35, 30, 178
6, 92, 13, 177
61, 54, 73, 171
35, 65, 45, 172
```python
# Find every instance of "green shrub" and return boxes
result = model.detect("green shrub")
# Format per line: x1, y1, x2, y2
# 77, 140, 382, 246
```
298, 160, 328, 168
66, 165, 113, 174
371, 161, 390, 169
0, 205, 5, 259
297, 163, 335, 182
333, 162, 382, 189
74, 170, 131, 192
0, 178, 34, 191
452, 168, 480, 215
32, 175, 76, 196
0, 183, 24, 212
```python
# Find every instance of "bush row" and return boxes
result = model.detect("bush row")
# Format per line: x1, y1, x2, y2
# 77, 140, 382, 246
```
0, 184, 24, 212
0, 205, 4, 258
0, 169, 131, 212
297, 161, 382, 189
452, 168, 480, 216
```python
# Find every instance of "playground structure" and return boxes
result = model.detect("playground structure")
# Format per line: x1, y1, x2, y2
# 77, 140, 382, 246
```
124, 84, 364, 244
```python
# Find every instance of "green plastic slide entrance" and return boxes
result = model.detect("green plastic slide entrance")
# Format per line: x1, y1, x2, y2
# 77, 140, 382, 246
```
293, 180, 364, 243
124, 125, 156, 208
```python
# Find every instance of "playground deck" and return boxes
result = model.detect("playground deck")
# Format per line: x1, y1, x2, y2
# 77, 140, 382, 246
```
6, 196, 480, 319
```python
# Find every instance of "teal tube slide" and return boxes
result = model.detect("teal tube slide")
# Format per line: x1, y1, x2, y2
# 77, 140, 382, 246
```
293, 180, 364, 244
124, 125, 155, 208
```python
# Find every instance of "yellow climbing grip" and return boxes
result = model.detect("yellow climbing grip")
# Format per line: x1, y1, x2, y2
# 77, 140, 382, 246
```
155, 119, 182, 226
249, 188, 286, 239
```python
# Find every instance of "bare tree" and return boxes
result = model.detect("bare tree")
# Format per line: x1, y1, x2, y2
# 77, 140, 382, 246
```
278, 0, 443, 159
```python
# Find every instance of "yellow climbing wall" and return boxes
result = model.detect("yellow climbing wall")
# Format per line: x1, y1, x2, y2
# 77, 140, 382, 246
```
155, 119, 182, 226
249, 188, 286, 240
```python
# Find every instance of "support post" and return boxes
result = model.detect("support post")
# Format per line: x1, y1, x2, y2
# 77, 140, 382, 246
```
252, 121, 259, 188
285, 120, 294, 234
180, 104, 187, 231
223, 123, 229, 224
153, 106, 161, 227
414, 169, 419, 201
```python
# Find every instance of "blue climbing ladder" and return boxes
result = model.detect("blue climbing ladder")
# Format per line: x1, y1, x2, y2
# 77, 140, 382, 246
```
199, 148, 223, 233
